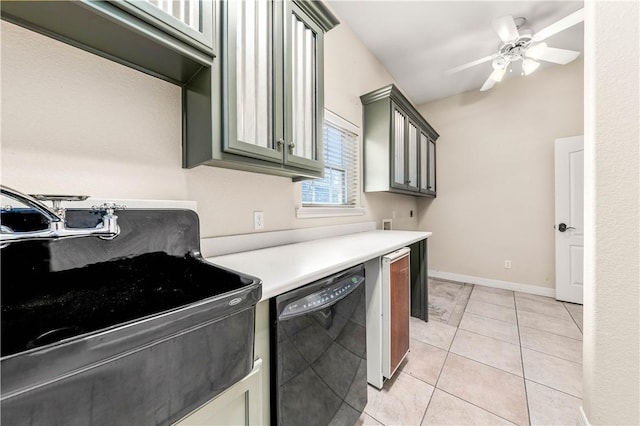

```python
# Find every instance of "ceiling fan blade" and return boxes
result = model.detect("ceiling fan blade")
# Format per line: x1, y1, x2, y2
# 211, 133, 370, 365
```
532, 8, 585, 42
527, 46, 581, 64
480, 75, 497, 92
446, 54, 498, 75
489, 66, 507, 82
492, 15, 520, 42
480, 66, 507, 91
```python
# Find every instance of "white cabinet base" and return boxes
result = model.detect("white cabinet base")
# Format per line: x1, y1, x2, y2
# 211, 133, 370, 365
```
365, 257, 385, 389
366, 249, 411, 389
175, 359, 263, 426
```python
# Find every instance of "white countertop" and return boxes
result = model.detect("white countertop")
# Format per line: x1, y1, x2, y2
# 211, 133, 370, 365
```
206, 230, 431, 300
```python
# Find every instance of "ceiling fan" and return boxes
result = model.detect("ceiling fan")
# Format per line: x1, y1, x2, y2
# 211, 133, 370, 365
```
448, 8, 584, 91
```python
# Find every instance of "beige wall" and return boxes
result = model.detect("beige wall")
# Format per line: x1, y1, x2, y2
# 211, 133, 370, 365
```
416, 60, 584, 290
583, 1, 639, 424
0, 13, 418, 238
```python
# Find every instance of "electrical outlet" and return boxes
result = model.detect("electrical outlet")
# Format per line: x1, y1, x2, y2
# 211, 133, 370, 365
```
254, 211, 264, 230
392, 210, 397, 219
504, 260, 512, 269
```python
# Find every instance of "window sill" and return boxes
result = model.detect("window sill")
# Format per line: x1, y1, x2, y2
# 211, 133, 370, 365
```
296, 206, 366, 219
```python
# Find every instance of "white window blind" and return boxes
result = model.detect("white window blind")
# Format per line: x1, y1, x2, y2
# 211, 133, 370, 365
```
301, 110, 359, 207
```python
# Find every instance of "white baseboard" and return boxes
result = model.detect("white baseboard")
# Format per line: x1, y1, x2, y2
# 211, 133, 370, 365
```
428, 270, 556, 298
578, 407, 590, 426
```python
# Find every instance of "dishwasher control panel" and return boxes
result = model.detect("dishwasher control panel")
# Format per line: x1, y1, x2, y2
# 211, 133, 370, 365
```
279, 275, 364, 320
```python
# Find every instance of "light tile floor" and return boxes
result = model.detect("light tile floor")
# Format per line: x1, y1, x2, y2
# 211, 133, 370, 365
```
359, 280, 584, 426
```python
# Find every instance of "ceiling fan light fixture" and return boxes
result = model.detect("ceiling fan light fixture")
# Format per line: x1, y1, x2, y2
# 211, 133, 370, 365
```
522, 58, 541, 76
450, 8, 584, 93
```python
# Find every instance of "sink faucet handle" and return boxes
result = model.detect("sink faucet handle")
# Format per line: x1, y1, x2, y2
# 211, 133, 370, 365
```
31, 194, 89, 202
92, 203, 126, 214
30, 194, 90, 219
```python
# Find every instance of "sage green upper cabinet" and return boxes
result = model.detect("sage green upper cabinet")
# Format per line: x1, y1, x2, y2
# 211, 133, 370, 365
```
418, 130, 436, 195
113, 0, 215, 54
183, 0, 338, 179
391, 106, 408, 190
390, 106, 419, 192
361, 84, 439, 197
427, 137, 437, 195
0, 1, 214, 85
284, 2, 326, 173
225, 0, 281, 164
406, 118, 420, 192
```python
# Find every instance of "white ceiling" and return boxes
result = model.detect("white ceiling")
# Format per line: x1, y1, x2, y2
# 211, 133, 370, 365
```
328, 1, 584, 105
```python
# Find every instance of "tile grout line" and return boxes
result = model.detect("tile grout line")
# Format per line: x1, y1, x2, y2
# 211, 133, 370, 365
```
421, 343, 452, 424
519, 323, 583, 342
365, 410, 386, 426
409, 283, 583, 425
518, 319, 584, 340
435, 388, 520, 425
447, 285, 473, 327
418, 283, 582, 425
421, 286, 471, 426
517, 307, 576, 322
445, 351, 527, 381
520, 344, 583, 366
524, 377, 583, 400
468, 295, 516, 310
516, 295, 584, 420
562, 302, 584, 334
514, 291, 533, 426
463, 308, 518, 325
432, 286, 527, 425
456, 325, 521, 347
436, 286, 531, 424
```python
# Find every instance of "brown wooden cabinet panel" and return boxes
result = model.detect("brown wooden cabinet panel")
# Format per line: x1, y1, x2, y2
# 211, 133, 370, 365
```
389, 255, 410, 374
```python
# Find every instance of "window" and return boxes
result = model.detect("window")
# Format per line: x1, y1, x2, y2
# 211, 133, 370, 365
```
298, 110, 364, 218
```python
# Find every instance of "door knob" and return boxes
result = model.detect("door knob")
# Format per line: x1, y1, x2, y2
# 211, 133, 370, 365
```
558, 223, 575, 232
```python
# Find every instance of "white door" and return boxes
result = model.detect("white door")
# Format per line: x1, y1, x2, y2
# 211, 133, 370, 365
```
555, 136, 584, 304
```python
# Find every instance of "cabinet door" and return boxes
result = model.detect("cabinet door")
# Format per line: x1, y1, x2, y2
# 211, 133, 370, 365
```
407, 120, 419, 192
419, 131, 429, 193
428, 138, 437, 194
391, 106, 408, 190
390, 255, 410, 375
283, 2, 324, 173
409, 240, 429, 321
224, 0, 282, 164
176, 359, 263, 426
116, 0, 214, 53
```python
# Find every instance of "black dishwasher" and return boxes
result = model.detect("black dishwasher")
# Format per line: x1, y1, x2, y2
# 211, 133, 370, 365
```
271, 264, 367, 426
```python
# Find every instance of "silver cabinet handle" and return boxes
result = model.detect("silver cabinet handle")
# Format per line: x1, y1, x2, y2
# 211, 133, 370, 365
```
276, 139, 284, 151
288, 142, 296, 153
